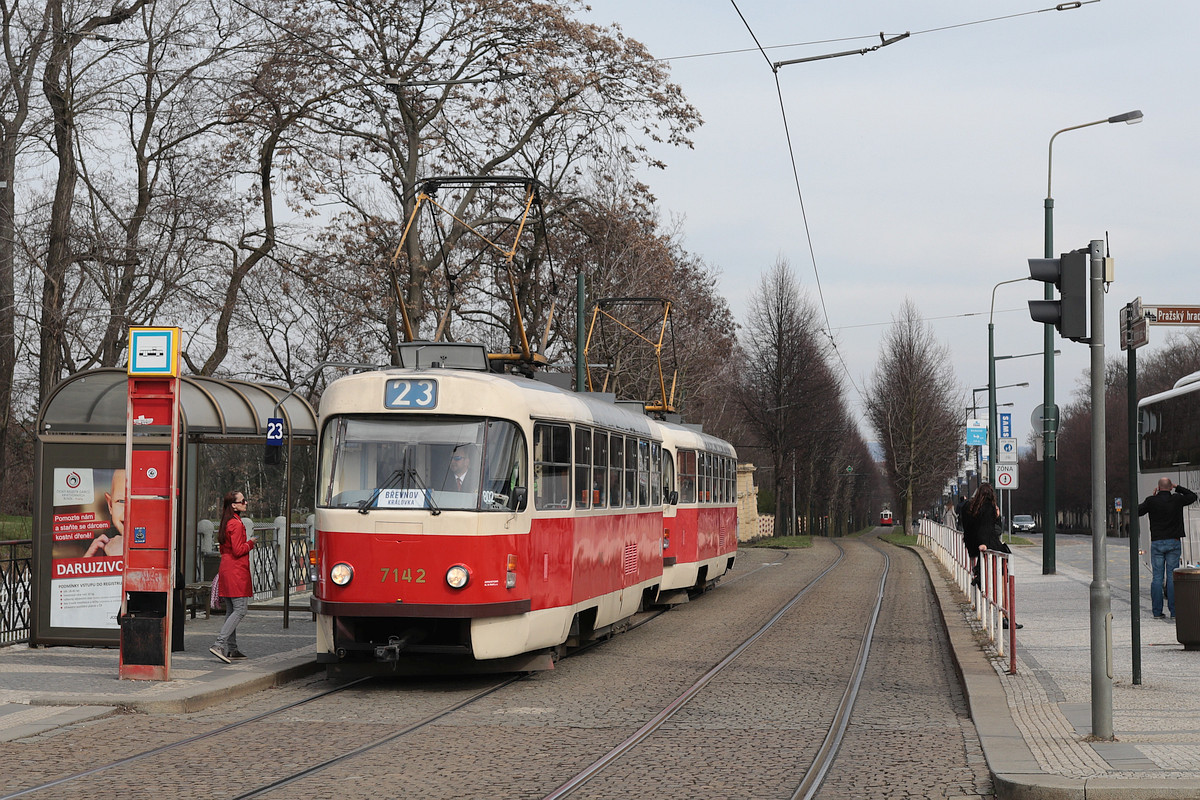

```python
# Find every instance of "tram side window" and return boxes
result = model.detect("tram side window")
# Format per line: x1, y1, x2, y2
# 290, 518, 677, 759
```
625, 436, 637, 506
609, 435, 624, 508
726, 457, 735, 502
593, 430, 608, 508
534, 423, 571, 509
661, 448, 675, 504
679, 450, 696, 504
638, 439, 650, 506
575, 426, 592, 509
715, 456, 724, 503
650, 442, 662, 506
702, 452, 712, 503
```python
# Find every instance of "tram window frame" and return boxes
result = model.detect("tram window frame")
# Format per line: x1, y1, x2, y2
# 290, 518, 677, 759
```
679, 449, 696, 504
650, 442, 662, 506
637, 438, 650, 506
593, 430, 608, 508
575, 426, 592, 509
534, 422, 572, 510
609, 435, 624, 508
625, 436, 637, 507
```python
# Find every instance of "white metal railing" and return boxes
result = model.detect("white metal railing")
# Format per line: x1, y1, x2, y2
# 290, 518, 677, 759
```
196, 515, 314, 601
917, 519, 1017, 674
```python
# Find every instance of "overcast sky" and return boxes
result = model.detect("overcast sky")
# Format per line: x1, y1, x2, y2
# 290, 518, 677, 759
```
583, 0, 1198, 448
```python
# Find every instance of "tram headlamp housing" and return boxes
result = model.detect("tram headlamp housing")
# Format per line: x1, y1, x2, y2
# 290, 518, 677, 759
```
445, 564, 470, 589
330, 562, 354, 586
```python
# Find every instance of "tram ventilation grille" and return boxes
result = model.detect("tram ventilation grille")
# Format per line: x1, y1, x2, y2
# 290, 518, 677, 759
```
719, 522, 727, 549
622, 543, 638, 575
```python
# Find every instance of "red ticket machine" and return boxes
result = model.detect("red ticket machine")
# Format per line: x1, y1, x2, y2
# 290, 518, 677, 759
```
119, 328, 181, 681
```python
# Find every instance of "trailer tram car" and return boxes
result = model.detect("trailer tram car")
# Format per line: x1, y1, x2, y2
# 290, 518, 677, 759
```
1137, 370, 1200, 568
311, 344, 737, 676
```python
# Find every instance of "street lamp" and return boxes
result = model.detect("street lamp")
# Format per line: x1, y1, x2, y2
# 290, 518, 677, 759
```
1042, 109, 1142, 575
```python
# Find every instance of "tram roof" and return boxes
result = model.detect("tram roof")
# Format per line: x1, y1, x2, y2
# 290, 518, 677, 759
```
655, 418, 738, 458
319, 368, 659, 437
38, 367, 317, 438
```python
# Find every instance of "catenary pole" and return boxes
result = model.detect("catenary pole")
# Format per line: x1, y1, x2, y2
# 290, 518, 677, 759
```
1088, 239, 1113, 739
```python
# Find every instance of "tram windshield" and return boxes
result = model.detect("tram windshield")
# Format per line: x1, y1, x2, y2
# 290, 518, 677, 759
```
318, 416, 527, 512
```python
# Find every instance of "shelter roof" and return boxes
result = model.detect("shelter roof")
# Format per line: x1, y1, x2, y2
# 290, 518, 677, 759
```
38, 368, 316, 438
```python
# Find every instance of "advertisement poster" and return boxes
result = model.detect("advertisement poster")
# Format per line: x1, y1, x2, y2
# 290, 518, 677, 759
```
48, 467, 125, 629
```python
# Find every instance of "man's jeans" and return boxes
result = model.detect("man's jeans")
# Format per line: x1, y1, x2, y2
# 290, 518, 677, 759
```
1151, 538, 1182, 617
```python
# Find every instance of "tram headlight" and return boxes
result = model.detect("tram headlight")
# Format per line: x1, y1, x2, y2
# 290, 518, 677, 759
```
445, 564, 470, 589
330, 562, 354, 586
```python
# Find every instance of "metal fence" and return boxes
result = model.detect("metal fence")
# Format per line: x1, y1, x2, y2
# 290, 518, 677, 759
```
1, 540, 32, 645
917, 519, 1018, 674
0, 516, 313, 645
201, 516, 313, 602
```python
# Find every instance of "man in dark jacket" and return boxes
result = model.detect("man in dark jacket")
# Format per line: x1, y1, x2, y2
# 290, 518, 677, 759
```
1138, 477, 1198, 619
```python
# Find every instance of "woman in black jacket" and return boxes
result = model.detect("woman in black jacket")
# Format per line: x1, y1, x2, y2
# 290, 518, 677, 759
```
960, 482, 1019, 627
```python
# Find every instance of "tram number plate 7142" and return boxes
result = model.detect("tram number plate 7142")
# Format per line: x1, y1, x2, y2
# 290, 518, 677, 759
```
381, 567, 426, 583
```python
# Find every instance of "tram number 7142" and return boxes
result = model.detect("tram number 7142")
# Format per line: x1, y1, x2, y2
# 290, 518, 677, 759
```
381, 567, 427, 583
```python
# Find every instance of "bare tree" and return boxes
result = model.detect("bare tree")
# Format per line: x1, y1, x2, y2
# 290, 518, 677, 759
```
0, 0, 52, 497
865, 298, 961, 530
38, 0, 151, 402
736, 258, 843, 536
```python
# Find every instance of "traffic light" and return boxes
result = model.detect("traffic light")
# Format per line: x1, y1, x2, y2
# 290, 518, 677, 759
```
1028, 248, 1088, 341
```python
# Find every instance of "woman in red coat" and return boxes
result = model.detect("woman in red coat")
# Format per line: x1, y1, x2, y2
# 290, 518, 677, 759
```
210, 491, 256, 663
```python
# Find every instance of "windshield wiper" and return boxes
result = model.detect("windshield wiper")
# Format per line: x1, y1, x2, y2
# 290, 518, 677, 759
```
407, 465, 441, 516
358, 469, 405, 515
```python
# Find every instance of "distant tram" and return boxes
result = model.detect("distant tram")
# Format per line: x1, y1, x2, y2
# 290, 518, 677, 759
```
309, 343, 738, 675
1137, 370, 1200, 567
879, 509, 894, 527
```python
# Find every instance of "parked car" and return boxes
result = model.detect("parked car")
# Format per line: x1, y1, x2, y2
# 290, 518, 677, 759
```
1011, 514, 1036, 533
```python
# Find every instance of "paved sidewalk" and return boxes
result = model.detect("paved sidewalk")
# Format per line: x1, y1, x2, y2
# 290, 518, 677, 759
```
0, 600, 318, 741
921, 533, 1200, 800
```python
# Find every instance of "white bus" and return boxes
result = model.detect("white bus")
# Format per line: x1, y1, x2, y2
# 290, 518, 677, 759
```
1137, 370, 1200, 567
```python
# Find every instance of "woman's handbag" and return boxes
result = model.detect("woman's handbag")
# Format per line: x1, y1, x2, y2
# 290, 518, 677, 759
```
209, 574, 223, 611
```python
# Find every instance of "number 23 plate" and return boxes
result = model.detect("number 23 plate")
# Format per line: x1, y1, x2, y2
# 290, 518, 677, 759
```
384, 379, 438, 409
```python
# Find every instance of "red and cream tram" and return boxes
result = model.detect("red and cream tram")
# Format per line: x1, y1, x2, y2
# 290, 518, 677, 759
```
310, 344, 737, 675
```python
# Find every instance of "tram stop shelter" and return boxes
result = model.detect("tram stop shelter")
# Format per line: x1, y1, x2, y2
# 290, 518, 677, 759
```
31, 368, 317, 648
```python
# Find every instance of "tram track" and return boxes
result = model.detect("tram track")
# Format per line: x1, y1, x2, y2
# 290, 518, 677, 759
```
538, 538, 890, 800
1, 554, 790, 800
4, 542, 903, 800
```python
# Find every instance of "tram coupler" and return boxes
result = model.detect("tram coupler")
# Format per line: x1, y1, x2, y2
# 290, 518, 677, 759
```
373, 631, 421, 662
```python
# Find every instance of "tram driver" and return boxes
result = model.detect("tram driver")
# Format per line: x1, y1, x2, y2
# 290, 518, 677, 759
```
440, 444, 478, 493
